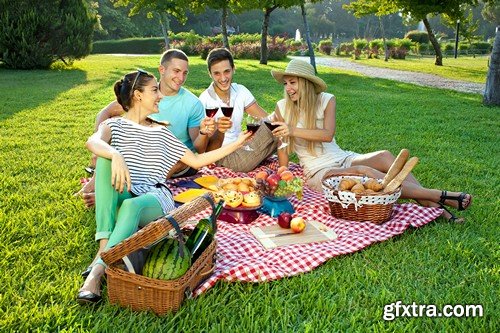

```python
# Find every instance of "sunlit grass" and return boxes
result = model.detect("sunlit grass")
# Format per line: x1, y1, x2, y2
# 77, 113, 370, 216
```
0, 55, 498, 331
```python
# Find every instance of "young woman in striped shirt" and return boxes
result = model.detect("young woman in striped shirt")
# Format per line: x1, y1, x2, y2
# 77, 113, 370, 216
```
77, 70, 251, 304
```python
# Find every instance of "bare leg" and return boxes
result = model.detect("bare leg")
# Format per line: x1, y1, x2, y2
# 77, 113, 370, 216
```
89, 238, 108, 267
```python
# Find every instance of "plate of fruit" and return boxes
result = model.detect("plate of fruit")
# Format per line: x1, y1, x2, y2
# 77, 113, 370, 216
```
255, 166, 304, 200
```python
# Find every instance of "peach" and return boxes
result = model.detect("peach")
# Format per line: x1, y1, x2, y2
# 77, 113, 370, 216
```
280, 170, 294, 181
255, 171, 268, 180
277, 166, 288, 175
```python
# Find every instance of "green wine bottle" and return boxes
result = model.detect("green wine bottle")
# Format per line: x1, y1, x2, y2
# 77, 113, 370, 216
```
185, 200, 225, 263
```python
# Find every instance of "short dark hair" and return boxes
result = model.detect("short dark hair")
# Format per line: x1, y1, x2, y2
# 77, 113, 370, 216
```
114, 70, 155, 111
160, 49, 189, 66
206, 48, 234, 71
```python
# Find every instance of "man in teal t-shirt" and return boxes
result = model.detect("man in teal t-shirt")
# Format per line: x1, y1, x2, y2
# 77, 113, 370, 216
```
150, 86, 204, 153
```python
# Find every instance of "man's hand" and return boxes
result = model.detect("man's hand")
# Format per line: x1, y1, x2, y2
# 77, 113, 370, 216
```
216, 116, 233, 134
75, 176, 95, 208
200, 117, 216, 136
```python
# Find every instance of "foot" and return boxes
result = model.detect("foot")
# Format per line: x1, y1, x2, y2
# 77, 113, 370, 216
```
76, 290, 102, 305
438, 203, 465, 224
81, 266, 92, 279
438, 191, 472, 211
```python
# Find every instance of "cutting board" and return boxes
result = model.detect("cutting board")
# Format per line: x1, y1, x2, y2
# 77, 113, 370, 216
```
250, 220, 337, 249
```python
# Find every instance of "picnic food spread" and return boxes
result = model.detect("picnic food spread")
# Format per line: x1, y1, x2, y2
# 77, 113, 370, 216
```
214, 177, 261, 208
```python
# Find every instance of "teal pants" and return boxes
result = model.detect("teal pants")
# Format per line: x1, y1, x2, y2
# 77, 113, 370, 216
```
94, 158, 163, 267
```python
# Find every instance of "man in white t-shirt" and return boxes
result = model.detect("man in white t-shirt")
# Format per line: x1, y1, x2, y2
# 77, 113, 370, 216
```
199, 48, 278, 172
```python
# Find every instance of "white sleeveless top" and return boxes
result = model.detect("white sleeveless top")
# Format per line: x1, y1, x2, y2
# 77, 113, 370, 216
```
277, 92, 357, 178
104, 117, 186, 214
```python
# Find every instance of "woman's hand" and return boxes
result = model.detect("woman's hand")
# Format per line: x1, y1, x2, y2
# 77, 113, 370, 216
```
271, 121, 291, 138
235, 130, 253, 147
111, 152, 131, 193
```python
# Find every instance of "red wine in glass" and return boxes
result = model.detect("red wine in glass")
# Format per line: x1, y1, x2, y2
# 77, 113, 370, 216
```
264, 121, 279, 131
246, 123, 260, 135
221, 107, 233, 117
205, 108, 218, 118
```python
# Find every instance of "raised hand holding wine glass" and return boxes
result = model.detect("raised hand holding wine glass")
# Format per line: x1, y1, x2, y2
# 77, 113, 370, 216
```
242, 115, 261, 151
264, 115, 288, 149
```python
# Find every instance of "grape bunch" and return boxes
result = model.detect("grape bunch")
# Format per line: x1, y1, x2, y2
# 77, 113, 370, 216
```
274, 177, 303, 199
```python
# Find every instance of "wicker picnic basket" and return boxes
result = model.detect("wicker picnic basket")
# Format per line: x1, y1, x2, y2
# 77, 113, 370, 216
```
322, 172, 402, 224
101, 193, 217, 315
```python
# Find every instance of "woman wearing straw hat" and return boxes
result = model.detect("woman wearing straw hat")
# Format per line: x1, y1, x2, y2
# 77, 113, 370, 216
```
269, 59, 472, 223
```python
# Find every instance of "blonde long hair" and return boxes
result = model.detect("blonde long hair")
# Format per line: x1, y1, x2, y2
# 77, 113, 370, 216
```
282, 77, 321, 156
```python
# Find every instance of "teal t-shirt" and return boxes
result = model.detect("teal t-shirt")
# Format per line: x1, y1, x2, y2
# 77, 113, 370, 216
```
149, 87, 204, 152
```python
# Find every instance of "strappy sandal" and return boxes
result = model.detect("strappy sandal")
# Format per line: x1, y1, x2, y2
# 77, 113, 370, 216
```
438, 191, 471, 211
438, 203, 465, 223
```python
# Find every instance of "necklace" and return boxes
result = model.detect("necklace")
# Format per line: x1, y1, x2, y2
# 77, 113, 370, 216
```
215, 87, 230, 105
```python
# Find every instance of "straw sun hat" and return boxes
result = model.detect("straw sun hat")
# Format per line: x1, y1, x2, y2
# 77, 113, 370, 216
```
271, 59, 327, 93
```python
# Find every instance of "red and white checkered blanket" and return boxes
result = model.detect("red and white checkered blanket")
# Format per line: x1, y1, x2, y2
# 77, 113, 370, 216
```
167, 158, 443, 296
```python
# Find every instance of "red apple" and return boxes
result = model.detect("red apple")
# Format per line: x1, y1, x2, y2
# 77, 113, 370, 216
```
277, 212, 292, 229
266, 174, 281, 187
290, 217, 306, 233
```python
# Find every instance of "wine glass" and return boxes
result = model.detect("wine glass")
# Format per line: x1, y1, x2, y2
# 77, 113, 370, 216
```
204, 103, 219, 133
264, 115, 288, 149
243, 115, 261, 151
220, 106, 233, 118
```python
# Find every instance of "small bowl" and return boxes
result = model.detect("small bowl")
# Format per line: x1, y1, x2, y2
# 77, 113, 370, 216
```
218, 204, 261, 224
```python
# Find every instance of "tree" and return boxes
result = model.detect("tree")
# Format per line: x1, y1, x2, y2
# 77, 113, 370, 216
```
482, 1, 500, 106
0, 0, 96, 69
111, 0, 191, 50
344, 0, 486, 66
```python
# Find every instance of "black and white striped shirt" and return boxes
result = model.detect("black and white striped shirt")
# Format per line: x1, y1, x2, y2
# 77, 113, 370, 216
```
104, 117, 187, 214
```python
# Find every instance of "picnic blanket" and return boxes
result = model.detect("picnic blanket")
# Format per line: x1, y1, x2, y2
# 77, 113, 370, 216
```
167, 157, 443, 296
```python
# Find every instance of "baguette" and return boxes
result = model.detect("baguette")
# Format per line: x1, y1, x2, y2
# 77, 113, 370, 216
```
384, 157, 419, 192
381, 149, 410, 188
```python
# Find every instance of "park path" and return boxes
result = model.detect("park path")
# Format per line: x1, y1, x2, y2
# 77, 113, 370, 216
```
291, 56, 485, 95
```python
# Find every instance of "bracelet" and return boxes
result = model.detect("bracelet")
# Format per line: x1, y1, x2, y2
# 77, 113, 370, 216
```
199, 130, 207, 135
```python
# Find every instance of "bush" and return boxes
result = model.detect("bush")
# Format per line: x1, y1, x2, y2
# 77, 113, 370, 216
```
92, 38, 165, 54
404, 30, 429, 44
368, 39, 384, 58
319, 40, 333, 55
470, 41, 492, 54
0, 0, 96, 69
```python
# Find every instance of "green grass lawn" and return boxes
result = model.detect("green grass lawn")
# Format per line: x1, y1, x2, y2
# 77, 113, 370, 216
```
0, 55, 499, 332
350, 55, 489, 84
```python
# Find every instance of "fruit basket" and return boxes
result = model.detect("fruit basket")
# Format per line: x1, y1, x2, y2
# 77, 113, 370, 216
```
255, 168, 303, 217
321, 173, 401, 224
100, 193, 217, 315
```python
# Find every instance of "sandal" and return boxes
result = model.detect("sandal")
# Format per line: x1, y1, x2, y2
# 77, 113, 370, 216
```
438, 191, 472, 211
438, 203, 465, 223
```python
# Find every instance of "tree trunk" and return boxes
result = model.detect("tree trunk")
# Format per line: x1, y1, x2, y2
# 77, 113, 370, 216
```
379, 16, 389, 62
423, 17, 443, 66
221, 6, 229, 50
158, 12, 170, 50
301, 3, 316, 73
483, 28, 500, 106
260, 7, 275, 65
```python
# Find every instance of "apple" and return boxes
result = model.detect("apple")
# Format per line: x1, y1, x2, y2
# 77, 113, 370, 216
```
277, 212, 292, 229
290, 216, 306, 233
266, 174, 281, 187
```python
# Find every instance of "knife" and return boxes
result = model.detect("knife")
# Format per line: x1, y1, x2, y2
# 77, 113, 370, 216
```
260, 232, 297, 238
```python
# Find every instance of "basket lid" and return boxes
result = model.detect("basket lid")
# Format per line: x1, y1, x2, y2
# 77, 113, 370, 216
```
101, 192, 215, 266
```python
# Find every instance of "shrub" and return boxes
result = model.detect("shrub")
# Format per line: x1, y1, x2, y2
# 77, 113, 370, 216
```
339, 42, 354, 56
0, 0, 96, 69
319, 40, 333, 55
404, 30, 429, 44
470, 41, 492, 54
352, 39, 368, 59
368, 39, 384, 58
92, 38, 165, 54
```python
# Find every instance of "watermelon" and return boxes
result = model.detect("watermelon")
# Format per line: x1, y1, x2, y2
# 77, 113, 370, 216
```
142, 238, 191, 280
